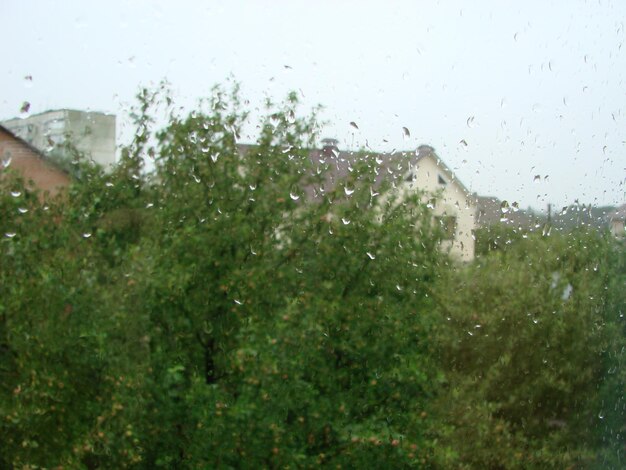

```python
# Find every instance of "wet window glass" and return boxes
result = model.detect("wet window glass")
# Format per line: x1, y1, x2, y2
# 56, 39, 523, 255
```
1, 2, 624, 468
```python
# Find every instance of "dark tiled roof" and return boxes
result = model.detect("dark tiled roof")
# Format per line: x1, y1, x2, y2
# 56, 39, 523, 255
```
608, 204, 626, 221
237, 142, 471, 202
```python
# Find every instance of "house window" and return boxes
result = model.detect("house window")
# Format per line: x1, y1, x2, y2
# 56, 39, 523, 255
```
435, 215, 456, 240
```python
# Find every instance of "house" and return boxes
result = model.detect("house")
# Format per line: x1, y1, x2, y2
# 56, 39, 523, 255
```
0, 124, 70, 197
238, 140, 476, 260
2, 109, 116, 169
306, 141, 478, 261
607, 204, 626, 238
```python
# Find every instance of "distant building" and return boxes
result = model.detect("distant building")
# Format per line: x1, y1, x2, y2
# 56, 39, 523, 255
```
608, 205, 626, 238
0, 124, 70, 197
474, 194, 538, 229
2, 109, 116, 169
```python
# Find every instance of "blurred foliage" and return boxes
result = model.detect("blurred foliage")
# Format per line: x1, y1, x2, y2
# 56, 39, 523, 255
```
432, 230, 625, 468
0, 84, 623, 468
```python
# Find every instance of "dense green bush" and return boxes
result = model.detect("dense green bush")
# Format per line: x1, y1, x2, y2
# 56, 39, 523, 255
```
432, 231, 625, 468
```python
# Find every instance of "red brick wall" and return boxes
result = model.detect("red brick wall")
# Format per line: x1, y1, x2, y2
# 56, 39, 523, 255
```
0, 128, 70, 197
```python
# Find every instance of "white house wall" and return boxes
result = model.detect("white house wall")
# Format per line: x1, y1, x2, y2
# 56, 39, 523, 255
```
400, 155, 476, 261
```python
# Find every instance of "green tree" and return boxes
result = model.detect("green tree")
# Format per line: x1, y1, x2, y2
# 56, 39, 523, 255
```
129, 86, 445, 467
0, 84, 447, 468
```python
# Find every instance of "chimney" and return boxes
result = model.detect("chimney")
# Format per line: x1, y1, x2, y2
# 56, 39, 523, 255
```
417, 144, 435, 158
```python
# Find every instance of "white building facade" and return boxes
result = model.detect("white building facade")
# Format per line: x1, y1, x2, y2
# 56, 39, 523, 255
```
2, 109, 116, 169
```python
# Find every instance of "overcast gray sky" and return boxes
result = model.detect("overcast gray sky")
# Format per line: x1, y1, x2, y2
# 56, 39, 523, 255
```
1, 0, 624, 210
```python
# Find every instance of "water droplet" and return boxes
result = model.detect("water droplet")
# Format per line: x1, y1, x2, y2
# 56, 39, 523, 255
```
82, 233, 92, 238
145, 203, 154, 208
396, 284, 402, 291
289, 192, 300, 201
234, 299, 243, 305
210, 152, 220, 163
349, 121, 359, 130
459, 139, 468, 147
466, 116, 475, 128
341, 217, 351, 225
344, 186, 355, 196
5, 232, 16, 238
366, 252, 376, 260
2, 156, 12, 168
17, 207, 28, 214
249, 183, 257, 191
10, 190, 21, 198
534, 175, 541, 182
20, 101, 31, 116
402, 127, 410, 139
598, 411, 604, 420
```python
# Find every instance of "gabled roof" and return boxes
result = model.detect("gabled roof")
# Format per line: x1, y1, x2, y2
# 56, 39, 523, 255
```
307, 143, 471, 199
414, 145, 472, 196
